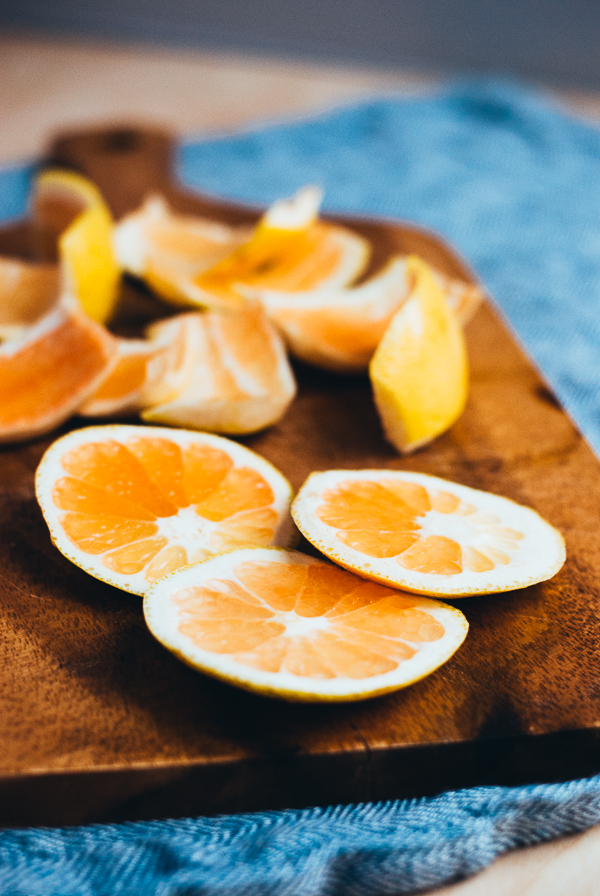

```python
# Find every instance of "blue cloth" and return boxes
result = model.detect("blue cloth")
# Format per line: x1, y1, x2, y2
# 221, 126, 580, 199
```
2, 777, 600, 895
3, 79, 600, 894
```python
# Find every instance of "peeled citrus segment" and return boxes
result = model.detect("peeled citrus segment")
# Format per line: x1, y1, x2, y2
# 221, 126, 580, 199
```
370, 255, 469, 454
0, 257, 60, 341
142, 302, 296, 435
143, 546, 468, 701
0, 303, 117, 443
79, 313, 199, 418
32, 169, 120, 324
113, 195, 251, 306
292, 469, 566, 598
36, 424, 296, 596
258, 256, 410, 373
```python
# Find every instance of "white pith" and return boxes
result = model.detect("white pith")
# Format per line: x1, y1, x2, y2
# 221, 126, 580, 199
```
415, 508, 520, 561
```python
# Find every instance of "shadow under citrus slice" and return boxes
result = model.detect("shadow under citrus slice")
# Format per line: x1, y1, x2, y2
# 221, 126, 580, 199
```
143, 546, 468, 701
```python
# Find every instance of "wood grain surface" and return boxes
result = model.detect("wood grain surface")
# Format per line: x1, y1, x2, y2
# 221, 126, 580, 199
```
1, 126, 600, 829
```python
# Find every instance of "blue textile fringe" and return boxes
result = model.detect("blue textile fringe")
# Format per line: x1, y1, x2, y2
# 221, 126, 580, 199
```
2, 78, 600, 894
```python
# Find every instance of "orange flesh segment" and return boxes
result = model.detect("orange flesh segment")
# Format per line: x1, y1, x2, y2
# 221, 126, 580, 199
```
53, 436, 279, 579
316, 478, 525, 576
172, 558, 445, 679
0, 309, 115, 441
88, 353, 148, 402
194, 223, 348, 300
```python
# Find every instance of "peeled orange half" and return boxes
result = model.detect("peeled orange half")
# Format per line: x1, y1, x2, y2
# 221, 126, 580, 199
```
292, 470, 566, 598
36, 425, 296, 596
197, 186, 369, 306
144, 546, 468, 701
259, 256, 411, 373
114, 195, 251, 307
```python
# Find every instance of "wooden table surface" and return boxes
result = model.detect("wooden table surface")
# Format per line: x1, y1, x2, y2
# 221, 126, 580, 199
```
3, 30, 600, 896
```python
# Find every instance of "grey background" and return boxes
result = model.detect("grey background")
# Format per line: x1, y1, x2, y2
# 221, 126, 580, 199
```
2, 0, 600, 89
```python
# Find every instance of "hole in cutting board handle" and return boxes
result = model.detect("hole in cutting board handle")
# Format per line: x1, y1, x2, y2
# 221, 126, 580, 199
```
99, 129, 142, 154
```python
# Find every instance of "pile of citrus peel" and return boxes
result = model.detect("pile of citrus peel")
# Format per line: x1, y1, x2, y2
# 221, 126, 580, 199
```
1, 169, 481, 450
1, 169, 567, 702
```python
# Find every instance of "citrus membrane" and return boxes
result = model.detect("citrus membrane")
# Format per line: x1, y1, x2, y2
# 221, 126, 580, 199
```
144, 546, 469, 701
142, 303, 296, 435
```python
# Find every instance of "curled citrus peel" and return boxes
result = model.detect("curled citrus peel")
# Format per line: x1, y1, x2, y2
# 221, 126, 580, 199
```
32, 169, 120, 324
370, 255, 469, 454
143, 546, 469, 701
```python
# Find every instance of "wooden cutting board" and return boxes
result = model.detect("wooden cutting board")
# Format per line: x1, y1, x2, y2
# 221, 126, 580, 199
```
2, 125, 600, 829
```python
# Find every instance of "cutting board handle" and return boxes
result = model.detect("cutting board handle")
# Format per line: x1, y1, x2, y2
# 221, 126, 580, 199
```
45, 125, 261, 226
46, 126, 176, 219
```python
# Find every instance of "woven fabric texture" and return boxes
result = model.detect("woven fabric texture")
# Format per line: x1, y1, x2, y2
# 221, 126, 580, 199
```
2, 79, 600, 894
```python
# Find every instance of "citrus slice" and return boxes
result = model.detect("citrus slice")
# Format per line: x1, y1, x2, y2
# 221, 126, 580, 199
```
292, 469, 566, 598
142, 303, 296, 435
258, 256, 411, 373
36, 424, 296, 595
0, 302, 117, 443
113, 194, 251, 306
32, 169, 120, 324
0, 257, 60, 341
370, 255, 469, 454
143, 546, 468, 701
79, 313, 200, 418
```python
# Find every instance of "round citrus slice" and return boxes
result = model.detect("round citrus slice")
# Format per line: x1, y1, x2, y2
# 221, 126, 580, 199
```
0, 303, 116, 443
36, 425, 296, 596
32, 169, 120, 324
370, 255, 469, 454
292, 470, 566, 598
143, 546, 468, 701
